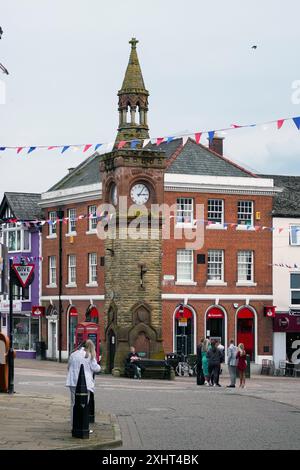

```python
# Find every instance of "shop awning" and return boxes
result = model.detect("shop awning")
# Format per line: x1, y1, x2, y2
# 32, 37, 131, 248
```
207, 307, 224, 319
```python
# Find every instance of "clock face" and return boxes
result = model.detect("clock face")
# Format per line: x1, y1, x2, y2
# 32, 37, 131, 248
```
130, 183, 150, 205
110, 184, 118, 206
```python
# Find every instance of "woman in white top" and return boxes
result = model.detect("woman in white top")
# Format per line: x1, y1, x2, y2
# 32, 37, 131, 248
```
66, 339, 101, 428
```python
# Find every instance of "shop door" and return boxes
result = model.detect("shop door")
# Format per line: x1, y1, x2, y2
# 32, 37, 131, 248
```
51, 322, 57, 360
175, 318, 193, 356
287, 333, 300, 364
237, 318, 254, 361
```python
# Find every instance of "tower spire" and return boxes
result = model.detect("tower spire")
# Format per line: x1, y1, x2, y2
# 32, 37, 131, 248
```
115, 38, 150, 146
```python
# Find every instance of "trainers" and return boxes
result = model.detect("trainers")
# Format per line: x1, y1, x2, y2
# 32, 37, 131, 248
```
89, 429, 94, 434
227, 385, 235, 388
213, 384, 216, 387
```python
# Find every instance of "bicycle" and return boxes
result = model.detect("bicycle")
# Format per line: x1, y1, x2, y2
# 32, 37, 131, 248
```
175, 355, 195, 377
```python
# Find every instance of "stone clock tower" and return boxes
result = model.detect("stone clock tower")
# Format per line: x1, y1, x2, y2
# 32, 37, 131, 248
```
100, 38, 167, 375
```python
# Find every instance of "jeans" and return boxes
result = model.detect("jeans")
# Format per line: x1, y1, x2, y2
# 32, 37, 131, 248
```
208, 364, 220, 385
228, 365, 237, 386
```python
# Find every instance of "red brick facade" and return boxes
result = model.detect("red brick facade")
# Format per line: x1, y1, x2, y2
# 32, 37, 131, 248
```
40, 189, 274, 363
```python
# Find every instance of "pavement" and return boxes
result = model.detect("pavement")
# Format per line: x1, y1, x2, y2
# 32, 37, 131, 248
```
1, 359, 300, 450
0, 360, 122, 450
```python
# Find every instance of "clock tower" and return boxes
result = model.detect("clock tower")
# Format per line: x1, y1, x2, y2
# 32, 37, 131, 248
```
100, 39, 167, 375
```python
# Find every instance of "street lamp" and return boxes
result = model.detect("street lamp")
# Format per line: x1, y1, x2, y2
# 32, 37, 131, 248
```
57, 209, 64, 363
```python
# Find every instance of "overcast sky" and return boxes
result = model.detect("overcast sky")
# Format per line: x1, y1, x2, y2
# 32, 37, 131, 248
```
0, 0, 300, 200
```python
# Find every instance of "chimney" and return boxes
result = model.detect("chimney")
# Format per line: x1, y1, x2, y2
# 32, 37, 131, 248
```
209, 135, 224, 156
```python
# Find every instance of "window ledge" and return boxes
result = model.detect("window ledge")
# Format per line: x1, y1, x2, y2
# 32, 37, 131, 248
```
65, 283, 77, 288
206, 224, 227, 230
236, 282, 257, 287
175, 281, 197, 286
206, 281, 227, 286
175, 223, 194, 228
86, 283, 99, 287
236, 225, 254, 231
46, 284, 57, 289
46, 234, 57, 239
65, 232, 77, 237
86, 230, 97, 235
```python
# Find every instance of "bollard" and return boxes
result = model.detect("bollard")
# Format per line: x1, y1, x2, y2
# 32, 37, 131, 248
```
72, 364, 89, 439
89, 391, 95, 423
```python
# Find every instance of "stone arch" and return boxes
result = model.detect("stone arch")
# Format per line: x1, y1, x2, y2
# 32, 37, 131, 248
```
131, 301, 152, 326
128, 322, 158, 358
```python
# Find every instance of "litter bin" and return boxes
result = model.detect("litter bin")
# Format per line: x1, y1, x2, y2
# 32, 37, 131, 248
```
35, 341, 46, 360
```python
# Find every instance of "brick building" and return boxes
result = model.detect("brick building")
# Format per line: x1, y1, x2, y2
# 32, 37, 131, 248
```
39, 38, 280, 366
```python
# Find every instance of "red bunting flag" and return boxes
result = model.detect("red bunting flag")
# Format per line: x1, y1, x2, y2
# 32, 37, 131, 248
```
118, 141, 126, 149
277, 119, 285, 130
156, 138, 164, 146
231, 124, 242, 128
17, 147, 23, 154
278, 228, 284, 233
48, 146, 57, 150
194, 133, 202, 144
83, 144, 92, 152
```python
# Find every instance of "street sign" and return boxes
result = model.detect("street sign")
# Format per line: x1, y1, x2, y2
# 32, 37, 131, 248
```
11, 264, 34, 288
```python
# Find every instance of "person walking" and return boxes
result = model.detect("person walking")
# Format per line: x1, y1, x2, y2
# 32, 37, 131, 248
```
227, 339, 238, 388
236, 343, 247, 388
66, 340, 101, 430
207, 340, 223, 387
216, 340, 225, 385
201, 339, 210, 385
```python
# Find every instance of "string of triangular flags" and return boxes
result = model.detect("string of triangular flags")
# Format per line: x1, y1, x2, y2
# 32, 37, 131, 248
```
0, 115, 300, 154
1, 214, 300, 235
7, 257, 300, 269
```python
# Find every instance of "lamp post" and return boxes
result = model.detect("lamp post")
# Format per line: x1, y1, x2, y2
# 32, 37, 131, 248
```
57, 209, 64, 363
8, 258, 14, 394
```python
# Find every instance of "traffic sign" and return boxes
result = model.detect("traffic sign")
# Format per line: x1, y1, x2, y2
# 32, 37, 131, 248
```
11, 264, 34, 288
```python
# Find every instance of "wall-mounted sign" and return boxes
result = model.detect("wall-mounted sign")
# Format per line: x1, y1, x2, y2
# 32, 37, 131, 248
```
264, 306, 276, 318
0, 301, 22, 313
31, 306, 45, 318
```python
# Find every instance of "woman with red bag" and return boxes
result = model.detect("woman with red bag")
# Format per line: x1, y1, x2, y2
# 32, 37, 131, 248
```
236, 343, 247, 388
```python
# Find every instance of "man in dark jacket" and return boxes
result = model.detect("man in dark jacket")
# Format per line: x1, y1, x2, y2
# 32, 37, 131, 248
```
126, 347, 141, 379
196, 338, 205, 385
207, 340, 223, 387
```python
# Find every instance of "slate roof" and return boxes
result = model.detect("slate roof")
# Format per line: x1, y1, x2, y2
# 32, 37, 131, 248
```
164, 138, 255, 177
0, 192, 42, 220
48, 138, 256, 192
260, 174, 300, 217
49, 152, 102, 191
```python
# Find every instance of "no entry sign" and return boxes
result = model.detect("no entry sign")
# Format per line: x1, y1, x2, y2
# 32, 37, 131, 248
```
11, 264, 35, 288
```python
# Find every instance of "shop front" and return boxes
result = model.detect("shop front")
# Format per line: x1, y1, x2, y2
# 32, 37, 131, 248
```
273, 312, 300, 367
205, 306, 226, 348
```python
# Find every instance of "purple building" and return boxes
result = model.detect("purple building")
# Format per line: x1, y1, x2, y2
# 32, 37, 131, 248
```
0, 193, 42, 359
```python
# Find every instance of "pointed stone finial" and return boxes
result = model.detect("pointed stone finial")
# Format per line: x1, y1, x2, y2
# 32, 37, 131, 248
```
129, 37, 139, 49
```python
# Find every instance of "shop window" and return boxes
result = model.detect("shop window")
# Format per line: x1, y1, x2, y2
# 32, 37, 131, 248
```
13, 316, 39, 351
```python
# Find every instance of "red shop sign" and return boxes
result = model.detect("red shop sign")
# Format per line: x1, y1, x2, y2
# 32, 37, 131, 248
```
207, 307, 224, 319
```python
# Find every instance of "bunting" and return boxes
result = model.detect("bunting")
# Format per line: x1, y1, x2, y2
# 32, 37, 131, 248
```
0, 114, 300, 156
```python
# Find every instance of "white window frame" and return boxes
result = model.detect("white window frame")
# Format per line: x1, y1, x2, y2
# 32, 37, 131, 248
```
176, 249, 195, 284
2, 207, 31, 253
207, 199, 224, 225
12, 284, 31, 302
48, 256, 57, 287
48, 211, 57, 237
207, 250, 224, 283
237, 250, 254, 283
67, 254, 77, 286
290, 273, 300, 306
87, 253, 98, 286
88, 205, 97, 232
290, 225, 300, 246
237, 201, 254, 226
176, 198, 194, 225
68, 208, 77, 235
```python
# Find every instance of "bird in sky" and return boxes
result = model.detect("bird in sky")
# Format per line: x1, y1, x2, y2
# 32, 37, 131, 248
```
251, 45, 258, 50
0, 27, 3, 40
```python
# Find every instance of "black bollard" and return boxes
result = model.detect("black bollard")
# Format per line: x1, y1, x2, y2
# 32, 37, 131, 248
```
89, 391, 95, 423
72, 364, 89, 439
